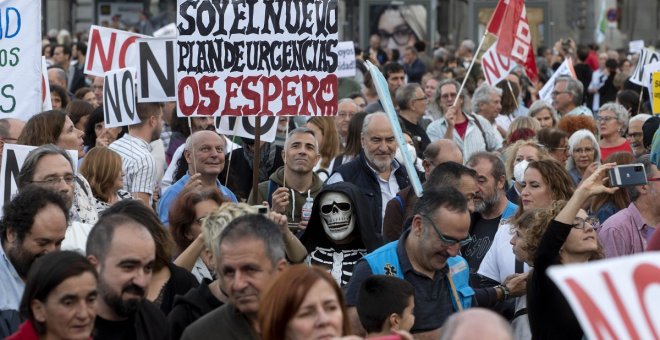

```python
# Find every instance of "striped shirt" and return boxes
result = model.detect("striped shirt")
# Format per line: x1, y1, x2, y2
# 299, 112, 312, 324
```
109, 134, 156, 197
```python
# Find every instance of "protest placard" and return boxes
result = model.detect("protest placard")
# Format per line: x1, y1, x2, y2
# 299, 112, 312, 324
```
215, 116, 278, 143
103, 68, 140, 128
336, 41, 356, 78
628, 40, 644, 54
365, 60, 423, 197
538, 58, 576, 104
176, 0, 339, 117
547, 252, 660, 340
630, 48, 660, 86
0, 1, 42, 120
652, 72, 660, 114
85, 25, 147, 77
42, 57, 53, 111
482, 43, 517, 86
137, 38, 177, 102
0, 144, 78, 217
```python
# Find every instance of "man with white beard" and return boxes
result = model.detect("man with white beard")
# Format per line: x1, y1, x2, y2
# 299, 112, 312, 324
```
327, 112, 410, 236
463, 152, 518, 273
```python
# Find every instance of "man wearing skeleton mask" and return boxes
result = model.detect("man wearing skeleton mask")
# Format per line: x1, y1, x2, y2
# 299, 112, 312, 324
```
327, 113, 410, 235
249, 128, 324, 229
300, 182, 382, 287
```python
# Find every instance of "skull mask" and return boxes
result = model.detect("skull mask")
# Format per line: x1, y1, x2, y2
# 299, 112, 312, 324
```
319, 191, 355, 241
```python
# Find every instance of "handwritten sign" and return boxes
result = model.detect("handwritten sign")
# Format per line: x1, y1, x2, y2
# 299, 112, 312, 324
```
137, 38, 176, 102
336, 41, 356, 78
84, 25, 147, 77
630, 48, 660, 86
176, 0, 339, 117
215, 116, 278, 143
548, 252, 660, 340
103, 68, 139, 128
0, 1, 42, 120
482, 43, 517, 86
652, 72, 660, 115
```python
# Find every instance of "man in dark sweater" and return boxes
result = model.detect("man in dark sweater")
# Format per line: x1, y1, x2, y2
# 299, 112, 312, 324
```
181, 214, 287, 340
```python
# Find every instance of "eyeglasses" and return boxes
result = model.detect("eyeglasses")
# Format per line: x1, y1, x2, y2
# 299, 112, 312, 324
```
337, 111, 356, 119
571, 217, 600, 229
420, 215, 472, 247
648, 177, 660, 182
29, 175, 76, 186
412, 96, 427, 102
572, 147, 595, 155
378, 27, 414, 45
596, 116, 618, 122
441, 93, 458, 100
551, 91, 570, 97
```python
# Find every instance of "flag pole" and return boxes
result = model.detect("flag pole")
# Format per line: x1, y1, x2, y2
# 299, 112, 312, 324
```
453, 31, 488, 107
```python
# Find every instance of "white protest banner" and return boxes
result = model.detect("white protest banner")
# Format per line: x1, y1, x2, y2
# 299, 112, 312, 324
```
547, 252, 660, 340
482, 43, 518, 86
538, 58, 576, 104
628, 40, 644, 54
630, 48, 660, 86
365, 61, 423, 197
103, 68, 139, 128
176, 0, 339, 117
215, 116, 278, 143
137, 38, 176, 102
336, 41, 356, 78
642, 61, 660, 90
41, 57, 53, 111
0, 1, 42, 120
153, 23, 177, 38
0, 144, 78, 217
85, 25, 148, 77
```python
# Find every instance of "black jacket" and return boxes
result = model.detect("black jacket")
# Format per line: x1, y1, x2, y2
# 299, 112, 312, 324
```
168, 279, 223, 340
300, 182, 383, 253
334, 152, 410, 235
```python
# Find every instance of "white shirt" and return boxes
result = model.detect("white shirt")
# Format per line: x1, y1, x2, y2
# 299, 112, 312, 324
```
426, 113, 503, 163
61, 221, 93, 255
477, 222, 530, 283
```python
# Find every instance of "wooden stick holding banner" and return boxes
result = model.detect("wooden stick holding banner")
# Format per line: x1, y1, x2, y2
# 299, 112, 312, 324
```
282, 118, 290, 189
507, 81, 519, 109
365, 61, 423, 197
250, 117, 262, 205
453, 32, 488, 107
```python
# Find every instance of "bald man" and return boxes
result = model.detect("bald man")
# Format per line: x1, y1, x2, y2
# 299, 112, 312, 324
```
0, 118, 25, 163
47, 67, 68, 89
439, 308, 513, 340
382, 139, 463, 242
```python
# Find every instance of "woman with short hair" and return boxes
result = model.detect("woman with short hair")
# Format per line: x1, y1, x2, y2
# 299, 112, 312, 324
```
566, 129, 601, 186
596, 103, 632, 160
79, 146, 132, 213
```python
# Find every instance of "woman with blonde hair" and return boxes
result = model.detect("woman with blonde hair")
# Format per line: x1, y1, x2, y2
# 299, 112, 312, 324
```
306, 116, 341, 181
79, 146, 131, 213
505, 116, 542, 145
503, 140, 550, 204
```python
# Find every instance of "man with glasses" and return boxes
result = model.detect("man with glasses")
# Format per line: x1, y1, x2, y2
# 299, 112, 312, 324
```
395, 83, 431, 157
599, 155, 660, 258
627, 114, 652, 156
551, 76, 593, 117
346, 187, 473, 338
426, 79, 502, 163
0, 118, 25, 163
17, 144, 92, 253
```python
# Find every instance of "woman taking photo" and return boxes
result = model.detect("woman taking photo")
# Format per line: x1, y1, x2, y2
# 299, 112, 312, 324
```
8, 251, 97, 340
596, 103, 632, 160
526, 164, 614, 339
587, 152, 633, 222
79, 147, 132, 213
567, 129, 601, 186
259, 265, 350, 340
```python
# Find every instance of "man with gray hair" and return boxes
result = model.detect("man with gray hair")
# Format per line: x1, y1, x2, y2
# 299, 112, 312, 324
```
334, 98, 360, 147
552, 76, 593, 117
472, 83, 505, 142
17, 144, 93, 253
439, 308, 514, 340
327, 112, 410, 235
158, 130, 237, 225
599, 155, 660, 258
627, 113, 652, 156
47, 66, 68, 90
396, 83, 431, 157
182, 214, 288, 340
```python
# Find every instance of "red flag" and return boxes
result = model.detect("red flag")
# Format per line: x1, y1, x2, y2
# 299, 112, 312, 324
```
495, 0, 524, 59
486, 0, 507, 35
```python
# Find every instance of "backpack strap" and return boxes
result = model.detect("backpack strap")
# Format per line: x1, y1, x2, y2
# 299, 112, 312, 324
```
394, 193, 405, 215
466, 112, 493, 151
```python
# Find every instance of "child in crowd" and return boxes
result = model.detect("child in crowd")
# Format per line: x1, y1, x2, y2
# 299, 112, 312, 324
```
357, 275, 416, 338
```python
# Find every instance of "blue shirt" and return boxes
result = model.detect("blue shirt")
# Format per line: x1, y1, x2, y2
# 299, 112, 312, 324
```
158, 173, 238, 225
0, 244, 24, 311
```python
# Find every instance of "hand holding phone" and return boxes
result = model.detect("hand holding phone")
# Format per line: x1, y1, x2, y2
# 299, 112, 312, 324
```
608, 163, 647, 187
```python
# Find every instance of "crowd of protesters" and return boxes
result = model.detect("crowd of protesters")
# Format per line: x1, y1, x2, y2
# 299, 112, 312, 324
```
1, 14, 659, 340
